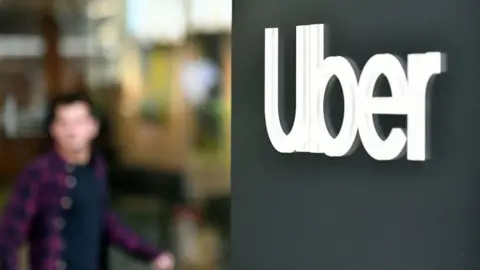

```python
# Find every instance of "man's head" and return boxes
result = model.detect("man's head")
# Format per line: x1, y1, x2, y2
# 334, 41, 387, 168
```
47, 92, 99, 153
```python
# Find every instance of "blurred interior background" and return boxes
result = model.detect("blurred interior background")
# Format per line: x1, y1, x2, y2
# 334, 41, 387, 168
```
0, 0, 231, 269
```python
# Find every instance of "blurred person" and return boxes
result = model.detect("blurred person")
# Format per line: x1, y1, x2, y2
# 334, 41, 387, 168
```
0, 92, 174, 270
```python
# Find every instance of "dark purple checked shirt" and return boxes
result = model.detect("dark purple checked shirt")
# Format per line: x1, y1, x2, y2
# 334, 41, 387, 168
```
0, 150, 162, 270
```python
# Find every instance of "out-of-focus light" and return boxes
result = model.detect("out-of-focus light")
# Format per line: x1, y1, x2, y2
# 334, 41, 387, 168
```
87, 0, 118, 19
3, 94, 18, 138
0, 36, 43, 56
0, 35, 101, 57
98, 22, 119, 49
126, 0, 187, 45
181, 58, 220, 106
188, 0, 232, 33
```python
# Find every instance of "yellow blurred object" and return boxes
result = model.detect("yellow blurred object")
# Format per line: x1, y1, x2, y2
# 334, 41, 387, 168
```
116, 41, 189, 171
141, 47, 173, 122
196, 225, 222, 270
178, 224, 222, 270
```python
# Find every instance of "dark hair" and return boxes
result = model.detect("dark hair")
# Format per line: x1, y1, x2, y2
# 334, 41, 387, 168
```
44, 92, 97, 134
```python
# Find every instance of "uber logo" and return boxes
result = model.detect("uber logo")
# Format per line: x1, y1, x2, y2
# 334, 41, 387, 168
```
264, 24, 446, 161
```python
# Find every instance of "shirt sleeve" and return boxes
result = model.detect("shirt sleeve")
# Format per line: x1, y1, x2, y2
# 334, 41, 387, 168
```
0, 168, 40, 270
104, 209, 163, 262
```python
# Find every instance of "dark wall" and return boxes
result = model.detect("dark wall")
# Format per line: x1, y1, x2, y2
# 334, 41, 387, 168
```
231, 0, 480, 270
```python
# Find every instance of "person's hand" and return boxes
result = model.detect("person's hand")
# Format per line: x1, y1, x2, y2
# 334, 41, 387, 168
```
152, 252, 175, 270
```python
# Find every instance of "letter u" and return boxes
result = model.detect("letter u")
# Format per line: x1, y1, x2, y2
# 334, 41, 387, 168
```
264, 27, 309, 153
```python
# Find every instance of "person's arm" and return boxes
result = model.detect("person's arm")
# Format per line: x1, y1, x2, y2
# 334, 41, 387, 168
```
0, 168, 40, 270
104, 210, 162, 262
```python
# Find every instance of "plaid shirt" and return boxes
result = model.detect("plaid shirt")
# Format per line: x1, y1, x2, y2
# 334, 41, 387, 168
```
0, 150, 162, 270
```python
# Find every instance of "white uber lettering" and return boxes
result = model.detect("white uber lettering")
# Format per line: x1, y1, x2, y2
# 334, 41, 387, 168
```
264, 24, 446, 161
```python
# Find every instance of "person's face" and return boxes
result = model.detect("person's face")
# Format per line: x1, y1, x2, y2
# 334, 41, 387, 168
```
50, 102, 99, 152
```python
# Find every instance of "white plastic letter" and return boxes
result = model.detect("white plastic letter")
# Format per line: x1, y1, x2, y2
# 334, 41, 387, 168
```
264, 27, 309, 153
406, 52, 446, 160
357, 54, 409, 160
309, 24, 359, 156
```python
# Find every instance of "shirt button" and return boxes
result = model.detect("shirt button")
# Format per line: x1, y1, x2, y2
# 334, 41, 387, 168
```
60, 197, 72, 209
65, 176, 77, 188
55, 260, 66, 270
55, 217, 65, 229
